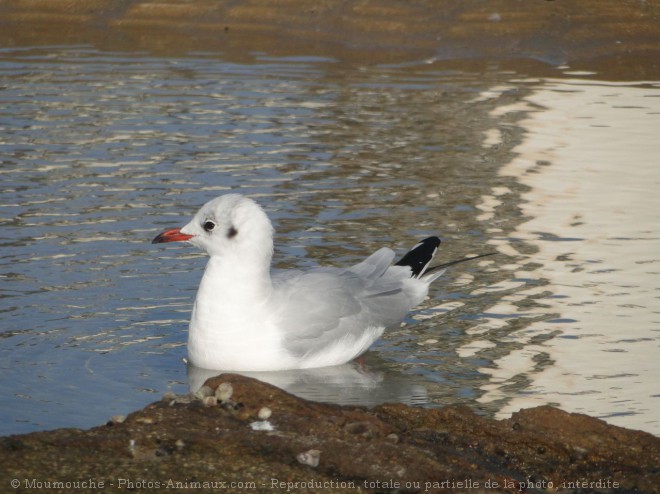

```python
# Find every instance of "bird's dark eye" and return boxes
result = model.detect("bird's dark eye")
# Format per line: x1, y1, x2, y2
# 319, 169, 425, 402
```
203, 221, 216, 232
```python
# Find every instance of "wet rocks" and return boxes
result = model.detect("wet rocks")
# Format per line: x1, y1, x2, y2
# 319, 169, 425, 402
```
1, 374, 659, 494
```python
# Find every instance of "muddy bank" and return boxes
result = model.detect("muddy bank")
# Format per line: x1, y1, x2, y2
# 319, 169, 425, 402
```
1, 0, 660, 76
2, 374, 658, 493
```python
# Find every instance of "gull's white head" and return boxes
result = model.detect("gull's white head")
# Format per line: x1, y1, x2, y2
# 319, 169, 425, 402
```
152, 194, 274, 260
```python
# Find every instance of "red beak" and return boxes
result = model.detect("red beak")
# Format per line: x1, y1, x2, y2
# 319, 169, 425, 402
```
152, 228, 194, 244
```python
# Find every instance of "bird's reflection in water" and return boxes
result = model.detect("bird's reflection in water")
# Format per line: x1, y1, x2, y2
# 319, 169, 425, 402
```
187, 355, 428, 407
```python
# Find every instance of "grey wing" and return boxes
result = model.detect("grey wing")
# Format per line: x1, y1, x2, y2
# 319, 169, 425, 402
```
272, 248, 418, 358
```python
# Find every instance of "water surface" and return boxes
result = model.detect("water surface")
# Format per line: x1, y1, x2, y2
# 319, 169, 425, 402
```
1, 47, 658, 435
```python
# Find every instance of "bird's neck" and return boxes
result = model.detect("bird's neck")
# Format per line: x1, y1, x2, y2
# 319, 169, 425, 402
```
196, 255, 273, 309
187, 253, 276, 367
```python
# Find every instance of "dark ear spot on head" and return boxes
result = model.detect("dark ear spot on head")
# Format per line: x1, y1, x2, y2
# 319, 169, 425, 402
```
227, 226, 238, 239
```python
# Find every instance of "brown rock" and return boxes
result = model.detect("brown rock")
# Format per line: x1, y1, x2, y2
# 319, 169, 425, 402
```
1, 374, 658, 493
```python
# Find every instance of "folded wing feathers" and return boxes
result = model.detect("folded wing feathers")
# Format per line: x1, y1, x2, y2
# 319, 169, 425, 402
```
347, 247, 395, 279
279, 238, 443, 357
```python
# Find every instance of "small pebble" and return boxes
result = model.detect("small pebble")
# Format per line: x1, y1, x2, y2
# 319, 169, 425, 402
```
215, 382, 233, 402
108, 415, 126, 425
175, 439, 185, 449
194, 385, 214, 401
297, 449, 321, 467
172, 395, 191, 405
344, 422, 369, 435
257, 406, 272, 420
386, 433, 399, 443
572, 445, 589, 460
202, 396, 218, 407
161, 391, 177, 402
250, 420, 275, 431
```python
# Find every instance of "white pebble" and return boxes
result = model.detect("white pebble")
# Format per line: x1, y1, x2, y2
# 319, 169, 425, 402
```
172, 395, 191, 405
297, 449, 321, 467
215, 382, 233, 402
194, 385, 214, 400
202, 396, 218, 407
109, 415, 126, 425
162, 391, 177, 402
250, 420, 275, 431
257, 407, 272, 420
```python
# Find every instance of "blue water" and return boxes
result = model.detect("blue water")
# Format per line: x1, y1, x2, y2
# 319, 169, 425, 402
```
2, 46, 658, 436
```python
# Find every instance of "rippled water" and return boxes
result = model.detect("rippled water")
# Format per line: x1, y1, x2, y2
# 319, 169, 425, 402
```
1, 46, 658, 436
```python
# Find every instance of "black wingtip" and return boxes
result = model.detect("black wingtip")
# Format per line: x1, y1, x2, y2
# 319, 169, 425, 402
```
395, 236, 441, 277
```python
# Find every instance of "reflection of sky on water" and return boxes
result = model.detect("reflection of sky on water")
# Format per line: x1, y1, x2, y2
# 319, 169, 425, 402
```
0, 47, 506, 434
476, 78, 660, 434
2, 45, 658, 436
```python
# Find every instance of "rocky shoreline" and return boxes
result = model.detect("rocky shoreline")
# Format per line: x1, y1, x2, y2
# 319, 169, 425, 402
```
2, 374, 659, 493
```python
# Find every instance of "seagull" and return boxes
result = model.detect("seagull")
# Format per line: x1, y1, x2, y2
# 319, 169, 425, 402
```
152, 194, 491, 371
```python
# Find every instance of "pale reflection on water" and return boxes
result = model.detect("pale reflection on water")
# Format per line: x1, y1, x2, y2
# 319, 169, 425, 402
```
476, 78, 660, 434
1, 46, 658, 435
187, 359, 429, 408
